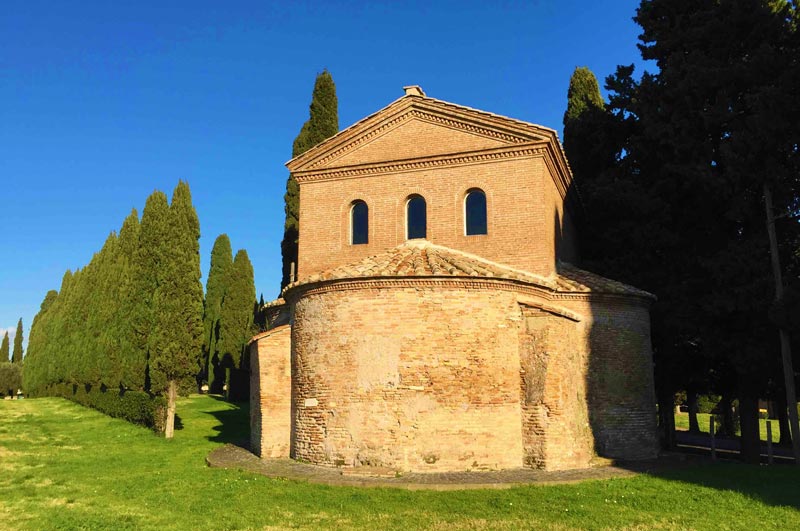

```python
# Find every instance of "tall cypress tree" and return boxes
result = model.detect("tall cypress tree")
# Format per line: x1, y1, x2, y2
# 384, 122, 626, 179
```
24, 290, 58, 393
12, 319, 23, 363
280, 70, 339, 288
203, 234, 233, 393
562, 67, 617, 185
0, 332, 9, 362
133, 191, 172, 395
218, 249, 256, 400
149, 181, 204, 438
115, 209, 143, 389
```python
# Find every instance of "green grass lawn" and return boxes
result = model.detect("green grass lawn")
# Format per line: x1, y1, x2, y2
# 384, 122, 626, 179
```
2, 397, 799, 531
675, 412, 781, 443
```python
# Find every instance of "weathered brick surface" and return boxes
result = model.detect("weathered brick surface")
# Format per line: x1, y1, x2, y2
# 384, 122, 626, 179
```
562, 299, 659, 460
519, 307, 594, 470
289, 282, 525, 472
249, 325, 292, 458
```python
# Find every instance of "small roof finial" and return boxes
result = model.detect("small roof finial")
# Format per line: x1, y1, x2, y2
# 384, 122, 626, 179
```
403, 85, 426, 97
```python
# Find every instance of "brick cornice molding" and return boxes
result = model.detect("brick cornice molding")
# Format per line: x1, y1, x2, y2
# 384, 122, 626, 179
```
248, 324, 290, 346
293, 143, 548, 184
284, 275, 654, 309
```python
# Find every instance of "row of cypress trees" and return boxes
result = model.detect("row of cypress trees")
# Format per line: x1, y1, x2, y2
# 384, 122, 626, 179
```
24, 181, 203, 437
0, 319, 24, 364
201, 234, 256, 399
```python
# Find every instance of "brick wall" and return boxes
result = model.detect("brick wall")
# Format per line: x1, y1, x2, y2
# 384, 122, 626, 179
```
563, 299, 659, 460
289, 281, 525, 472
249, 325, 292, 458
519, 307, 594, 470
295, 114, 578, 280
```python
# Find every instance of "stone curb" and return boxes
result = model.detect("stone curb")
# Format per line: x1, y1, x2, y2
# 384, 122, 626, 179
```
204, 444, 690, 491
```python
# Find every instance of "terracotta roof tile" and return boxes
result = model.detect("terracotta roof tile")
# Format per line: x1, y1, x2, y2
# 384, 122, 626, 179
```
284, 241, 654, 300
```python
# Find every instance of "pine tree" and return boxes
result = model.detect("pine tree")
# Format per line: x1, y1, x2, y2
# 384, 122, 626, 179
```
280, 70, 339, 288
149, 181, 204, 438
218, 249, 256, 400
0, 332, 9, 362
12, 318, 23, 363
203, 234, 233, 393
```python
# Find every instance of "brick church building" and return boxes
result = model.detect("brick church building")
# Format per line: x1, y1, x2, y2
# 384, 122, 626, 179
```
249, 86, 658, 472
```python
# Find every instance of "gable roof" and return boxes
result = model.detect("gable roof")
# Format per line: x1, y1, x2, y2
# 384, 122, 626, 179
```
283, 240, 654, 301
285, 88, 574, 197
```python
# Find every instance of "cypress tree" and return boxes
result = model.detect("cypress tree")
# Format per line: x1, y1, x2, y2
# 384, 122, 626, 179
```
149, 181, 204, 438
0, 332, 9, 362
203, 234, 233, 393
132, 191, 172, 395
12, 318, 23, 363
218, 249, 256, 401
280, 70, 339, 288
115, 209, 143, 389
24, 290, 58, 393
562, 67, 617, 185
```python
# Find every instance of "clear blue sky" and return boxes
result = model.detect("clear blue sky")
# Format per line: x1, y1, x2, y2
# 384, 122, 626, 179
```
1, 0, 649, 350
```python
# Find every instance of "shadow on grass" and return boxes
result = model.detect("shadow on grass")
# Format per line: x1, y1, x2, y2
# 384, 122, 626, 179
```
204, 395, 250, 450
615, 454, 800, 511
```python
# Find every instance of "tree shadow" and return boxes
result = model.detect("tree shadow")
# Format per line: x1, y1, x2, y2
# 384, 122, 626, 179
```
205, 394, 250, 449
635, 457, 800, 510
556, 185, 800, 510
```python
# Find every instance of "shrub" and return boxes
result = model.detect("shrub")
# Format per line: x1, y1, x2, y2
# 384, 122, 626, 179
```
0, 363, 22, 397
44, 383, 166, 431
697, 394, 720, 414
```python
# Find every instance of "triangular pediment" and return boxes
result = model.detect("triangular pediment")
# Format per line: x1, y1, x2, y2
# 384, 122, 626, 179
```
287, 96, 558, 174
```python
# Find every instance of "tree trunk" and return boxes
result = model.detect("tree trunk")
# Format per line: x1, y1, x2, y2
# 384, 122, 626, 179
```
687, 387, 700, 433
657, 386, 676, 450
164, 379, 177, 439
720, 393, 735, 437
777, 393, 792, 447
738, 383, 761, 464
764, 183, 800, 464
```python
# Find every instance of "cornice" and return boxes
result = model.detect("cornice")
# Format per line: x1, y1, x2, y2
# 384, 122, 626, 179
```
294, 144, 547, 184
284, 275, 654, 310
247, 324, 290, 346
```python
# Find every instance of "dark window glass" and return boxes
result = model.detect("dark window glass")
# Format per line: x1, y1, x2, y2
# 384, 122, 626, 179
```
406, 195, 427, 239
465, 189, 487, 235
351, 201, 368, 244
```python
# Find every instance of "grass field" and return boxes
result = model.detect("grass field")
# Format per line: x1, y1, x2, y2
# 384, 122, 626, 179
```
674, 412, 781, 443
2, 397, 799, 530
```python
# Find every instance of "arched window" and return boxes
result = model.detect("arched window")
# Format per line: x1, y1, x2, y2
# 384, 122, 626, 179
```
406, 195, 427, 239
465, 189, 487, 235
350, 200, 368, 245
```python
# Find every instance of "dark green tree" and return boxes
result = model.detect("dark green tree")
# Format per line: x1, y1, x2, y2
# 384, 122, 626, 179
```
218, 249, 256, 401
574, 0, 800, 461
562, 67, 619, 186
203, 234, 233, 394
0, 332, 9, 362
281, 70, 339, 289
149, 181, 204, 438
12, 319, 23, 363
0, 363, 22, 397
